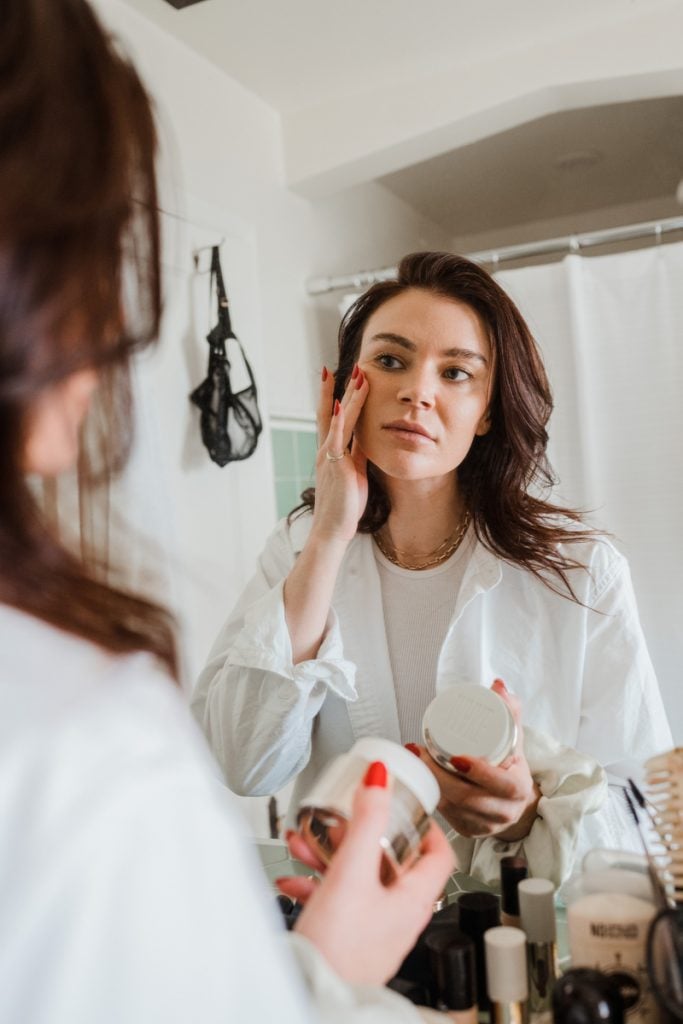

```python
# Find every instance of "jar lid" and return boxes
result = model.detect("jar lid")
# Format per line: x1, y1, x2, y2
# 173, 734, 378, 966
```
422, 684, 516, 768
351, 736, 440, 814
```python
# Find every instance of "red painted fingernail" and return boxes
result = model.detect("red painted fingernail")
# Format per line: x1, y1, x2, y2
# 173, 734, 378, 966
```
355, 370, 364, 390
496, 679, 508, 692
321, 366, 328, 382
333, 399, 341, 416
351, 363, 359, 380
363, 760, 387, 788
450, 757, 472, 773
405, 743, 421, 758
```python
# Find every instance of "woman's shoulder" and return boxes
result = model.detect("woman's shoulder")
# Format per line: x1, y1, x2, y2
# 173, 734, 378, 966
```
0, 604, 208, 777
491, 520, 629, 604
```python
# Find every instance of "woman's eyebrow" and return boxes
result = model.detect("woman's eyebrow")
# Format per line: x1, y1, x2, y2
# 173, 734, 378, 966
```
369, 331, 488, 365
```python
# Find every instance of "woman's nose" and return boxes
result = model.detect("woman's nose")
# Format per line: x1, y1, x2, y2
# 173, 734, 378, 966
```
397, 373, 435, 409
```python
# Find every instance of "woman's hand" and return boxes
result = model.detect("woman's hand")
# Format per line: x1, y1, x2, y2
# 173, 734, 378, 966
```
409, 680, 541, 842
311, 366, 369, 545
276, 761, 455, 987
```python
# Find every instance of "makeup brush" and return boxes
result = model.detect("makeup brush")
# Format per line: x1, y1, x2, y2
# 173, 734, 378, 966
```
645, 749, 683, 908
623, 787, 671, 910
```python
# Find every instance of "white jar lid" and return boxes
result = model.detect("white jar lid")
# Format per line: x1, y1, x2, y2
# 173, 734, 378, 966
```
351, 736, 440, 814
422, 684, 516, 767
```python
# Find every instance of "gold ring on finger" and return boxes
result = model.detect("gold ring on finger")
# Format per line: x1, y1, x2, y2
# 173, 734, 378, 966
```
325, 450, 347, 462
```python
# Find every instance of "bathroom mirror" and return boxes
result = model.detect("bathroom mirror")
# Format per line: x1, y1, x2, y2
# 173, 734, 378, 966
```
95, 0, 683, 836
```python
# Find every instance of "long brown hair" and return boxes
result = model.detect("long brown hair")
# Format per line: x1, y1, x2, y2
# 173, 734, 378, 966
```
0, 0, 177, 674
300, 251, 595, 598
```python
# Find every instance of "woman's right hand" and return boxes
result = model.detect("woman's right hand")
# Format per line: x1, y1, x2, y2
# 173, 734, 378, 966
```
277, 761, 456, 987
311, 366, 369, 545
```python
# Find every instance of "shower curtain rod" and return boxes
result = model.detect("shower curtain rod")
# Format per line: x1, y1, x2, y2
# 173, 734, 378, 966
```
306, 214, 683, 296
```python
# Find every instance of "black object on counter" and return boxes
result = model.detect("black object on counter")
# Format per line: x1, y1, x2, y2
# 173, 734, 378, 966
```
500, 855, 528, 921
457, 891, 501, 1012
387, 976, 431, 1006
553, 968, 625, 1024
390, 900, 461, 1005
426, 929, 477, 1013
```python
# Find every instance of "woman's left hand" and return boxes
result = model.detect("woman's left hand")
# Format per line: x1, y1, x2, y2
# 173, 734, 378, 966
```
410, 679, 541, 842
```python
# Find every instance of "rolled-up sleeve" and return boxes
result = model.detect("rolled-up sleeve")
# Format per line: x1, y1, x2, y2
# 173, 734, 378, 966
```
191, 520, 357, 797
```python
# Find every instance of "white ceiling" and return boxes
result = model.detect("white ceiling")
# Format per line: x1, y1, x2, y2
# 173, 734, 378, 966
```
121, 0, 675, 114
379, 96, 683, 238
121, 0, 683, 244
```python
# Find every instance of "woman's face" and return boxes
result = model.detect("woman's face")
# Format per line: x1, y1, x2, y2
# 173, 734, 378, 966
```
354, 288, 493, 482
22, 368, 98, 476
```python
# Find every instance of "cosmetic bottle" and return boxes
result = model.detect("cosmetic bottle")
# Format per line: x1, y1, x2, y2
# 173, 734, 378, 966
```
458, 891, 501, 1012
552, 968, 625, 1024
426, 930, 478, 1023
518, 878, 558, 1014
296, 736, 439, 882
422, 684, 517, 773
566, 891, 657, 1024
501, 856, 529, 928
567, 869, 655, 906
484, 926, 529, 1024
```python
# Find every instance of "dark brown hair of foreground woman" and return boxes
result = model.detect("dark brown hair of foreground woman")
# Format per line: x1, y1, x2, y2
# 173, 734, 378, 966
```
299, 251, 595, 598
0, 0, 176, 674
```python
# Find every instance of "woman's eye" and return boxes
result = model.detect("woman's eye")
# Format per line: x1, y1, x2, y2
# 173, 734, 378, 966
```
443, 367, 470, 381
376, 354, 403, 369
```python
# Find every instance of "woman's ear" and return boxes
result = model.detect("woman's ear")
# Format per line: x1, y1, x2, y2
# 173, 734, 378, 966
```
475, 409, 491, 436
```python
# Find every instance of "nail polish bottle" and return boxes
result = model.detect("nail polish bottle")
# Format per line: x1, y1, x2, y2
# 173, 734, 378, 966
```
484, 926, 529, 1024
426, 930, 478, 1023
458, 891, 501, 1012
501, 856, 528, 928
517, 878, 558, 1014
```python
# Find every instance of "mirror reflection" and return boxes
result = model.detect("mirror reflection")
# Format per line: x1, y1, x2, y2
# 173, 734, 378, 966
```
5, 0, 683, 1019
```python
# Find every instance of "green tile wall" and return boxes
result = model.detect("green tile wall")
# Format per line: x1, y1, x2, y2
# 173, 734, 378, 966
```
271, 427, 317, 519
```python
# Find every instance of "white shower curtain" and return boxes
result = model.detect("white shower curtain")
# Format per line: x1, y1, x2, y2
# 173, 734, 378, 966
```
495, 243, 683, 742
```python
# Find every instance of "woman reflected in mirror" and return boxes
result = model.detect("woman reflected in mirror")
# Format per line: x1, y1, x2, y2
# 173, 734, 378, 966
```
195, 251, 673, 887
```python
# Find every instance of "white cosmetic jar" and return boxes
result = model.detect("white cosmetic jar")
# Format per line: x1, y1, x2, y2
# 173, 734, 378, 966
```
422, 684, 517, 772
296, 736, 440, 882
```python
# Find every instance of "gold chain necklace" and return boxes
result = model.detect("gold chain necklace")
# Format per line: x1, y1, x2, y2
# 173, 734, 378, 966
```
373, 512, 471, 571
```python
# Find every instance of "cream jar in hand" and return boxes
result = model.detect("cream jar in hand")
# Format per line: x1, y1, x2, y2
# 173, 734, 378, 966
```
296, 736, 440, 883
422, 684, 517, 773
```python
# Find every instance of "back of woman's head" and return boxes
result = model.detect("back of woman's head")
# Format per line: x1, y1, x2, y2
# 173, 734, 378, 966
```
0, 0, 159, 429
0, 0, 176, 673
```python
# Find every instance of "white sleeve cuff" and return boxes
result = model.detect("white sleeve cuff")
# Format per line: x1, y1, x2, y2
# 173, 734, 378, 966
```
228, 580, 358, 702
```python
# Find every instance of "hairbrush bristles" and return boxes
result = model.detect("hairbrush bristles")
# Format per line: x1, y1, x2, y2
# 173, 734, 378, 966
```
645, 749, 683, 907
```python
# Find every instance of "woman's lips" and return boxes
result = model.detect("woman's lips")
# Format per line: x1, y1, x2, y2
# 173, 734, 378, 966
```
382, 422, 435, 444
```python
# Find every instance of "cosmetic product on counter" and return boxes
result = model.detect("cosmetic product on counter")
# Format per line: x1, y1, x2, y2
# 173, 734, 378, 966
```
392, 901, 462, 999
459, 891, 501, 1012
296, 736, 439, 882
566, 891, 657, 1024
501, 856, 529, 928
582, 850, 648, 877
422, 684, 517, 773
552, 968, 625, 1024
518, 878, 558, 1014
426, 930, 478, 1022
569, 869, 656, 906
484, 926, 529, 1024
